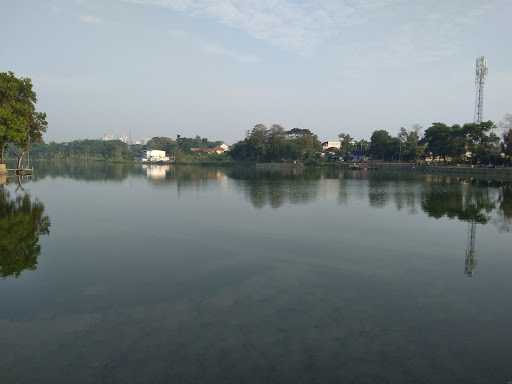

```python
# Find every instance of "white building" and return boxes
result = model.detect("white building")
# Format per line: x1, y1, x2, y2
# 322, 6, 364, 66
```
322, 140, 341, 151
143, 150, 170, 163
102, 133, 115, 141
134, 138, 149, 145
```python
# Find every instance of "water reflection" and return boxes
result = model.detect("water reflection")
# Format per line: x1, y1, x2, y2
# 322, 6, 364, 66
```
29, 163, 512, 228
495, 185, 512, 232
27, 164, 512, 264
144, 165, 229, 198
0, 187, 50, 278
33, 161, 142, 181
228, 167, 322, 209
143, 164, 170, 180
226, 168, 512, 276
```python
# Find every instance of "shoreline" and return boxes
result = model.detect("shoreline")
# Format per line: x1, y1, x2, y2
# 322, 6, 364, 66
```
12, 159, 512, 180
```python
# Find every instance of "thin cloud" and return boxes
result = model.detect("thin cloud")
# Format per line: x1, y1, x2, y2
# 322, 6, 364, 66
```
201, 42, 260, 63
121, 0, 497, 56
122, 0, 371, 53
79, 15, 102, 24
166, 28, 260, 63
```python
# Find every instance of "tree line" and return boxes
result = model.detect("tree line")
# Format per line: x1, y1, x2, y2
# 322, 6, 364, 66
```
228, 118, 512, 166
362, 119, 512, 165
30, 135, 227, 162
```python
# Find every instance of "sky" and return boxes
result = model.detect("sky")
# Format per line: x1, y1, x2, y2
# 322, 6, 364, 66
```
1, 0, 511, 143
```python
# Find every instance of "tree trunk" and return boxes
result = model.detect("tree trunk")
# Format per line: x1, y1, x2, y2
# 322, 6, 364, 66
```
0, 143, 5, 164
17, 151, 25, 170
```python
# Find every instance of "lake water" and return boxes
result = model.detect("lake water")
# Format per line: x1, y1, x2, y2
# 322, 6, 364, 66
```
1, 163, 511, 384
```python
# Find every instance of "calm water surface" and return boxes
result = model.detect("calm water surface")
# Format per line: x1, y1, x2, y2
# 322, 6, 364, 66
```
1, 163, 511, 383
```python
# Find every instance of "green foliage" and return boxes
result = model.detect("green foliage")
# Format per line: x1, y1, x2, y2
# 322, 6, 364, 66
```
398, 127, 421, 161
230, 124, 321, 162
176, 135, 222, 152
31, 140, 133, 161
422, 121, 500, 163
0, 189, 50, 278
0, 72, 46, 164
369, 130, 400, 160
146, 137, 177, 153
503, 129, 512, 159
29, 136, 229, 164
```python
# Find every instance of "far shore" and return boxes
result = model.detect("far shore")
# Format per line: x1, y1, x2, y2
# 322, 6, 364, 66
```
9, 158, 512, 179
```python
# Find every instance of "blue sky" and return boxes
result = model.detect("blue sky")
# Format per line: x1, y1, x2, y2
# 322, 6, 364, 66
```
1, 0, 511, 143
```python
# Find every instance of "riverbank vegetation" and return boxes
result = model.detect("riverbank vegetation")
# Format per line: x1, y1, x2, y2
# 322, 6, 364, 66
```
230, 125, 322, 163
26, 118, 512, 167
29, 135, 231, 164
0, 72, 47, 168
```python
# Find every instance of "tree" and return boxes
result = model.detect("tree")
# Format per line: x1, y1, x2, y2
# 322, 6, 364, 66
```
461, 121, 500, 164
12, 111, 48, 169
230, 124, 321, 162
499, 114, 512, 133
397, 126, 421, 161
501, 114, 512, 162
338, 133, 353, 157
0, 72, 41, 164
422, 123, 465, 161
146, 137, 177, 154
369, 130, 400, 160
423, 123, 451, 160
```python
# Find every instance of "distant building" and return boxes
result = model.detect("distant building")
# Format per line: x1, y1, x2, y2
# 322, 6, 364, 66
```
133, 138, 149, 145
322, 140, 341, 151
102, 133, 131, 143
102, 133, 115, 141
143, 150, 170, 163
190, 145, 229, 155
286, 128, 313, 139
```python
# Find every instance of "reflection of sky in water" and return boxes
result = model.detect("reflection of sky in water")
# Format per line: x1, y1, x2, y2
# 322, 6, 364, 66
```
1, 165, 511, 384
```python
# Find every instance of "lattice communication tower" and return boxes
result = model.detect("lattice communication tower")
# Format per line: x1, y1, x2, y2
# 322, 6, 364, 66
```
474, 56, 488, 123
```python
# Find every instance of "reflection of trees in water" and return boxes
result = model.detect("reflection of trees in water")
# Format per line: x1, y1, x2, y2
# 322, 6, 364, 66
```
33, 161, 141, 182
229, 167, 322, 209
146, 166, 229, 195
494, 185, 512, 233
0, 188, 50, 278
420, 177, 504, 277
421, 178, 496, 224
366, 172, 421, 213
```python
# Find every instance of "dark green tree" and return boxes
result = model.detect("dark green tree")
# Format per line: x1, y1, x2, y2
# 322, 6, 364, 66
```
369, 130, 400, 160
230, 124, 321, 162
422, 123, 465, 161
146, 137, 177, 153
462, 121, 500, 163
0, 72, 45, 164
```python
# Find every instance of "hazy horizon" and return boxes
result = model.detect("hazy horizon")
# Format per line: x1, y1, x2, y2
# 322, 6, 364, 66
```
2, 0, 511, 144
